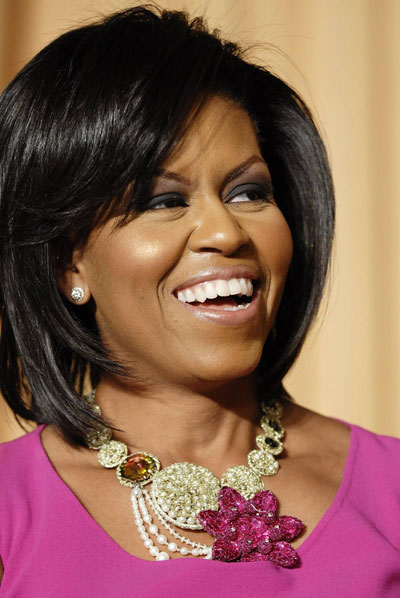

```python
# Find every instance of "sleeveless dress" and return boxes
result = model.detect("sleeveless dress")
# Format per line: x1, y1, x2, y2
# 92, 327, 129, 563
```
0, 422, 399, 597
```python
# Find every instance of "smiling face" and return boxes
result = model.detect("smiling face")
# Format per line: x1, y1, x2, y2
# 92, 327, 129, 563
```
66, 96, 293, 388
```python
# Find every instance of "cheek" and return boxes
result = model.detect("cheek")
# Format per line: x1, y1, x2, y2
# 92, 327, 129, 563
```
256, 210, 293, 279
85, 226, 182, 304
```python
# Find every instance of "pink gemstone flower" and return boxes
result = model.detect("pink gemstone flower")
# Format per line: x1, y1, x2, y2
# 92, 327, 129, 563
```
198, 486, 304, 566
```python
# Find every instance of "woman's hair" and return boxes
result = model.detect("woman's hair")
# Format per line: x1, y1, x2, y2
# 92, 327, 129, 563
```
0, 5, 334, 444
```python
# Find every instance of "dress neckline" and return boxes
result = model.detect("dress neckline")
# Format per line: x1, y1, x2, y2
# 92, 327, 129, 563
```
35, 420, 358, 566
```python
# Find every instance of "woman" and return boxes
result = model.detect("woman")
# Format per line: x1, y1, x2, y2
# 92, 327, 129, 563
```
0, 5, 398, 597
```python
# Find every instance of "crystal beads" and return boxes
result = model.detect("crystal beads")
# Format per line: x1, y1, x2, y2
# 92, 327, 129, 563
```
198, 486, 303, 565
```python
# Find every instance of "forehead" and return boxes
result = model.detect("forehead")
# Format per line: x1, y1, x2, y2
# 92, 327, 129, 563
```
161, 96, 262, 176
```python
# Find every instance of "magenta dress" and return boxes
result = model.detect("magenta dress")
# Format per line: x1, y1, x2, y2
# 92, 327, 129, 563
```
0, 422, 399, 597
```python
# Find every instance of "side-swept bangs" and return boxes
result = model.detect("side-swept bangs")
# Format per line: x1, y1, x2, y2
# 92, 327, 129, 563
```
0, 5, 334, 444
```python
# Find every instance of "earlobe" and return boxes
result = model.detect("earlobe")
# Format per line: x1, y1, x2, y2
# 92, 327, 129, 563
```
57, 260, 91, 305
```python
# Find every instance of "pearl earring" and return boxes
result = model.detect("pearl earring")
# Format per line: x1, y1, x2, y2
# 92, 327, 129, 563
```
70, 287, 85, 303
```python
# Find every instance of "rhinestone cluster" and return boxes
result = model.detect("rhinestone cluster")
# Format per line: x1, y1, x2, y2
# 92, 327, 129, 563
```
84, 391, 285, 561
151, 463, 220, 530
98, 440, 128, 468
220, 465, 264, 499
198, 486, 303, 565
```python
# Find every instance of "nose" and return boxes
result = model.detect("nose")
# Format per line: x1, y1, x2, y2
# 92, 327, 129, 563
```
187, 196, 250, 255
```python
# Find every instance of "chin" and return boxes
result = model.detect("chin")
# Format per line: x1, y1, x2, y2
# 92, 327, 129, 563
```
185, 350, 263, 384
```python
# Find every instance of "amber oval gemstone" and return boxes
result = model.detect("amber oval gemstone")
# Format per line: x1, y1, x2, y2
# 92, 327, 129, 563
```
117, 452, 159, 487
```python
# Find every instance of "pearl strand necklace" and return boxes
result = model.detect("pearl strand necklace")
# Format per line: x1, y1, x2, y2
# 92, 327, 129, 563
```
131, 486, 212, 561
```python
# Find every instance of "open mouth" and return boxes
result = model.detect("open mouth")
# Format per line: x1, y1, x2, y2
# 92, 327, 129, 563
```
182, 293, 254, 311
174, 278, 260, 312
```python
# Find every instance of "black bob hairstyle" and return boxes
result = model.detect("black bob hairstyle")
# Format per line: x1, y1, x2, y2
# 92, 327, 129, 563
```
0, 5, 334, 445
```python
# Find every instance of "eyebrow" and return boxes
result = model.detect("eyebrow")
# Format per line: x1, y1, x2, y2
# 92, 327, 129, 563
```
154, 155, 267, 189
219, 155, 267, 190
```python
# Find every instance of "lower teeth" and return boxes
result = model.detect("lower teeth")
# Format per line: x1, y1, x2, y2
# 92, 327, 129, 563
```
222, 302, 251, 311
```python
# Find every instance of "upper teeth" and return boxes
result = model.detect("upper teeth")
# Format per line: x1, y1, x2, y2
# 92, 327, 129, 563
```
176, 278, 254, 304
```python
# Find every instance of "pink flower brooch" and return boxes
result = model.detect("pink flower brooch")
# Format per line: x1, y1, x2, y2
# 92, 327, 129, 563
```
198, 486, 304, 566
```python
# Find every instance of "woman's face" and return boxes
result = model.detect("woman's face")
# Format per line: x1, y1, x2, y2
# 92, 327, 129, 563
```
70, 97, 293, 387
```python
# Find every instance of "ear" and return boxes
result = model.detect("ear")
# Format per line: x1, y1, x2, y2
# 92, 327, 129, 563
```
57, 248, 92, 305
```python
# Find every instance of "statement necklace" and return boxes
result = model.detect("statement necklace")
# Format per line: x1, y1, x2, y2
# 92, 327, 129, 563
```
84, 391, 304, 564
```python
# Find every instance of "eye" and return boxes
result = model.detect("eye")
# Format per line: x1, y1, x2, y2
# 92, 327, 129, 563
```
225, 183, 274, 205
144, 193, 188, 211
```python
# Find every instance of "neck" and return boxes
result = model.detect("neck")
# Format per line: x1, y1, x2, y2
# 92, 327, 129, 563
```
95, 374, 262, 475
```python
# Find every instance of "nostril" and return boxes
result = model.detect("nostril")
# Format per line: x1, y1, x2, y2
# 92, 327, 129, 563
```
188, 212, 250, 255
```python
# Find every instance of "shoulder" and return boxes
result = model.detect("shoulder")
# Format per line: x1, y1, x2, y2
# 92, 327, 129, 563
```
0, 426, 46, 561
0, 426, 45, 497
349, 423, 400, 473
0, 426, 43, 464
343, 424, 400, 549
337, 423, 400, 532
356, 423, 400, 449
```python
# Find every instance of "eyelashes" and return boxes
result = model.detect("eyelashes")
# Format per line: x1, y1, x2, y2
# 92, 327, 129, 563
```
224, 182, 274, 205
143, 182, 275, 212
145, 194, 186, 210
